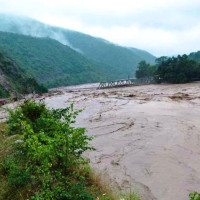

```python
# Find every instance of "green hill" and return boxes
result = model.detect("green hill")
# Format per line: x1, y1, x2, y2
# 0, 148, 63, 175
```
129, 47, 156, 64
59, 30, 156, 79
0, 49, 47, 98
0, 14, 156, 81
0, 32, 107, 88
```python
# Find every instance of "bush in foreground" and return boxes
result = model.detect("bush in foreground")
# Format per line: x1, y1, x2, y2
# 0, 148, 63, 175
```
0, 100, 141, 200
2, 100, 95, 199
189, 192, 200, 200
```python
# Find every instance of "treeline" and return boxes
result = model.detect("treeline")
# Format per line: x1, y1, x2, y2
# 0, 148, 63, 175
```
135, 55, 200, 84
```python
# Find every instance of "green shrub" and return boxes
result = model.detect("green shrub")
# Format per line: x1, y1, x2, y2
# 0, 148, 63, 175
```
189, 192, 200, 200
4, 100, 95, 199
154, 55, 200, 84
120, 192, 140, 200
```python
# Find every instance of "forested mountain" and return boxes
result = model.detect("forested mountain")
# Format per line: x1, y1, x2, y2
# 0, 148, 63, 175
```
0, 32, 107, 88
129, 47, 156, 64
56, 31, 156, 79
0, 14, 156, 82
0, 49, 47, 98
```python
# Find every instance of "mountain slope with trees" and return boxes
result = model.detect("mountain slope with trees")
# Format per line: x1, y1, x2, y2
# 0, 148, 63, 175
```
129, 47, 156, 64
0, 49, 47, 98
0, 32, 107, 88
0, 14, 156, 80
59, 30, 156, 79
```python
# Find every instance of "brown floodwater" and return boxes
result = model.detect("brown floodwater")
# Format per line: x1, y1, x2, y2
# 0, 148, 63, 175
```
2, 82, 200, 200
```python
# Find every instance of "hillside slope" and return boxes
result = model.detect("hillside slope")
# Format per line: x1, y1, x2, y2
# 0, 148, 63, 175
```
0, 50, 47, 98
0, 14, 156, 80
188, 51, 200, 63
129, 47, 156, 64
0, 32, 107, 88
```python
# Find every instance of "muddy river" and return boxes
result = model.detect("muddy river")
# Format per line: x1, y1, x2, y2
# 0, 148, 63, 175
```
3, 82, 200, 200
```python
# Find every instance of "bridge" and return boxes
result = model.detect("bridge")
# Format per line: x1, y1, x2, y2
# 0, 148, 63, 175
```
98, 77, 154, 89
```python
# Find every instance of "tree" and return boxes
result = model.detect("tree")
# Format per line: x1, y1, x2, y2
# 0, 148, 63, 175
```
135, 60, 151, 78
135, 60, 157, 78
155, 56, 168, 65
154, 55, 200, 83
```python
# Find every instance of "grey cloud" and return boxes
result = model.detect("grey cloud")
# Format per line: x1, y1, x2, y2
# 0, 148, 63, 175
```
0, 13, 83, 53
0, 0, 200, 56
60, 6, 200, 31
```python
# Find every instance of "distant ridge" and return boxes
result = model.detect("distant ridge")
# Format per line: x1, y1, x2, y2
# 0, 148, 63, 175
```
0, 14, 156, 87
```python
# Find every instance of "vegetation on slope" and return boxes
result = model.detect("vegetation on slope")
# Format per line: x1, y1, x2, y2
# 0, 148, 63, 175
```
128, 47, 156, 64
188, 51, 200, 63
135, 60, 157, 79
61, 30, 156, 79
0, 32, 107, 88
0, 14, 156, 81
135, 55, 200, 84
0, 49, 47, 98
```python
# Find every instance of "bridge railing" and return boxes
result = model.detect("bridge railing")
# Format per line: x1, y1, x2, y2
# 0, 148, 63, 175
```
98, 77, 154, 89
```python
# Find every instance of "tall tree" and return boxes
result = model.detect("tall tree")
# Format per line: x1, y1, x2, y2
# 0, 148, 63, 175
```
135, 61, 151, 78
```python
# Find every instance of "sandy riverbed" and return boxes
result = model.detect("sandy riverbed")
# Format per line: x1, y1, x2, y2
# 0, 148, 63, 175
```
3, 82, 200, 200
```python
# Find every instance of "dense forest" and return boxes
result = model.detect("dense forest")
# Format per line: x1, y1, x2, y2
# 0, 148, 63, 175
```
0, 49, 47, 98
0, 32, 107, 88
59, 30, 156, 79
135, 55, 200, 84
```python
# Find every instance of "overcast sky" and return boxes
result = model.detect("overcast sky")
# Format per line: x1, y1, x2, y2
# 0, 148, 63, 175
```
0, 0, 200, 56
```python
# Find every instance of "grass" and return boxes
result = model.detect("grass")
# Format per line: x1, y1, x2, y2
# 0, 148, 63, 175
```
71, 163, 140, 200
0, 122, 140, 200
120, 192, 140, 200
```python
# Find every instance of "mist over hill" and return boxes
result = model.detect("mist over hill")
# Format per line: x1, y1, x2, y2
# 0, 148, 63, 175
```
0, 31, 107, 88
0, 14, 156, 82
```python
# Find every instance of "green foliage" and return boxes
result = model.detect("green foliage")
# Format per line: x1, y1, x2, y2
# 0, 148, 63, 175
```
63, 30, 156, 80
6, 158, 30, 187
0, 15, 156, 87
0, 85, 9, 98
0, 50, 47, 98
135, 60, 157, 78
136, 55, 200, 84
189, 192, 200, 200
188, 51, 200, 63
3, 100, 95, 199
0, 31, 107, 88
121, 192, 140, 200
154, 55, 200, 84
